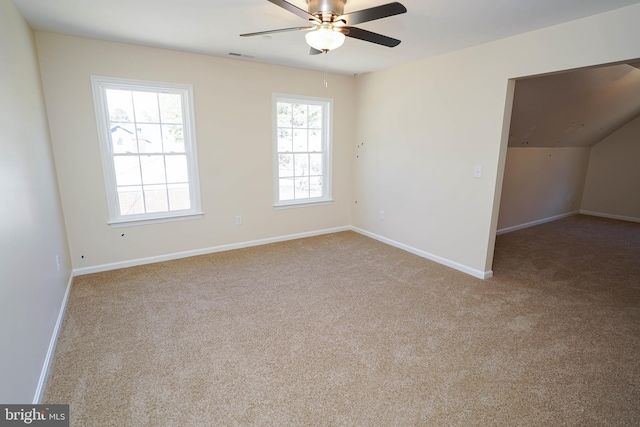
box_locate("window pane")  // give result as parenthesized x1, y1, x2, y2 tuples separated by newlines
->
(279, 154, 293, 178)
(137, 124, 163, 153)
(293, 129, 307, 152)
(310, 153, 322, 176)
(294, 177, 309, 199)
(133, 91, 159, 122)
(277, 103, 292, 127)
(279, 178, 294, 201)
(113, 156, 141, 186)
(168, 183, 191, 211)
(310, 176, 323, 198)
(165, 155, 188, 183)
(159, 93, 183, 124)
(140, 155, 166, 184)
(308, 105, 322, 128)
(106, 89, 134, 122)
(117, 186, 144, 215)
(277, 128, 292, 153)
(292, 104, 307, 128)
(95, 77, 201, 221)
(144, 184, 168, 213)
(309, 129, 322, 152)
(163, 125, 185, 153)
(294, 153, 309, 177)
(111, 124, 138, 154)
(273, 95, 330, 205)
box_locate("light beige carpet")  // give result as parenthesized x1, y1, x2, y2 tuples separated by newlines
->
(44, 215, 640, 426)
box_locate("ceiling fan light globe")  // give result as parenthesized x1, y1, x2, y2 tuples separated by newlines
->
(305, 29, 345, 51)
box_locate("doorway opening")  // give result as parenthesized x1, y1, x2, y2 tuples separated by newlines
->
(490, 59, 640, 274)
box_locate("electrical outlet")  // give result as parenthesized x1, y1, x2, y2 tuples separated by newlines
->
(474, 165, 483, 178)
(379, 210, 385, 221)
(235, 215, 242, 226)
(55, 255, 60, 271)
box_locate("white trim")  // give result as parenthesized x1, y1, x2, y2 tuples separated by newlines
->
(273, 199, 334, 209)
(74, 226, 351, 276)
(272, 93, 333, 206)
(109, 212, 203, 227)
(350, 227, 493, 280)
(73, 225, 494, 279)
(496, 211, 580, 235)
(91, 76, 202, 224)
(580, 210, 640, 223)
(33, 272, 73, 404)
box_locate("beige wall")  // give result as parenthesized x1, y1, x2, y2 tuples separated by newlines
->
(0, 1, 71, 403)
(497, 148, 590, 231)
(354, 3, 640, 276)
(581, 114, 640, 220)
(35, 33, 355, 271)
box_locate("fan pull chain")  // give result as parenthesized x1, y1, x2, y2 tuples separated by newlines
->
(324, 51, 329, 88)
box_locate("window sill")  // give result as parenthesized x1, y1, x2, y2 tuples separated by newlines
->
(108, 212, 204, 228)
(273, 199, 334, 210)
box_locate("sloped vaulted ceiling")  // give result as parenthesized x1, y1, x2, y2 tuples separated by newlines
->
(508, 62, 640, 148)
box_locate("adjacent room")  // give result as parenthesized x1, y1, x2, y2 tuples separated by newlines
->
(497, 62, 640, 236)
(2, 0, 640, 424)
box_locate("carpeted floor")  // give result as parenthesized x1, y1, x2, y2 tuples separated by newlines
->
(44, 215, 640, 426)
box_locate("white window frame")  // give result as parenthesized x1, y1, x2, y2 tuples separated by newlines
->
(272, 93, 333, 208)
(91, 76, 203, 227)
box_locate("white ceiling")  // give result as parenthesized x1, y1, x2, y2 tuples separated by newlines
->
(12, 0, 640, 76)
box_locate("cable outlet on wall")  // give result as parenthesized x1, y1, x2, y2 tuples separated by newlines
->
(379, 210, 385, 221)
(235, 215, 242, 226)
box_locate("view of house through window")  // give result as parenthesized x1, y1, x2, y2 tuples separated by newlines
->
(92, 77, 201, 225)
(274, 94, 332, 206)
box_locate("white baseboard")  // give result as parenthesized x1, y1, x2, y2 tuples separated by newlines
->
(33, 272, 73, 404)
(350, 227, 492, 280)
(73, 224, 492, 280)
(74, 226, 351, 276)
(496, 211, 580, 235)
(580, 210, 640, 223)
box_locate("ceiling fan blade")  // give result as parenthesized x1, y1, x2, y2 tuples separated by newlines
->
(240, 26, 315, 37)
(309, 47, 324, 55)
(342, 26, 401, 47)
(337, 2, 407, 26)
(267, 0, 320, 22)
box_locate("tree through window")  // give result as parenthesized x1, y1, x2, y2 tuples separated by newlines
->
(92, 76, 202, 226)
(273, 94, 333, 206)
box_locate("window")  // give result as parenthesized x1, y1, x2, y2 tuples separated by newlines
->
(91, 76, 202, 226)
(273, 94, 333, 207)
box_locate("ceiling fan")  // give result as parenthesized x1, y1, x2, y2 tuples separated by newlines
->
(240, 0, 407, 54)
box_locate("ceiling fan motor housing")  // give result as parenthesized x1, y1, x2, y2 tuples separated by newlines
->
(240, 0, 404, 49)
(306, 0, 346, 20)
